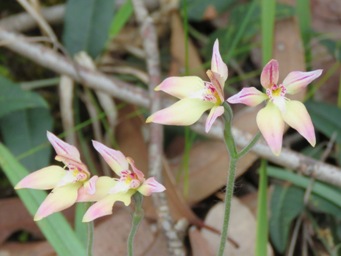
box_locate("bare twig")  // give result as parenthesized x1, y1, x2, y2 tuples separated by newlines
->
(16, 0, 58, 45)
(0, 4, 64, 32)
(132, 1, 186, 255)
(0, 28, 149, 108)
(1, 28, 341, 189)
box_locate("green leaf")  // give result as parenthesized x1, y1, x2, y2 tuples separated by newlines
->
(63, 0, 115, 58)
(0, 143, 86, 255)
(261, 0, 276, 64)
(181, 0, 235, 21)
(0, 108, 53, 171)
(204, 3, 294, 63)
(109, 0, 133, 38)
(269, 184, 304, 253)
(268, 166, 341, 209)
(319, 37, 341, 62)
(0, 76, 48, 118)
(306, 100, 341, 144)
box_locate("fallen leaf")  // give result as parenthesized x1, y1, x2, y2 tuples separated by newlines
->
(0, 241, 55, 256)
(201, 198, 273, 255)
(93, 206, 167, 256)
(170, 140, 256, 205)
(170, 12, 206, 78)
(0, 197, 42, 244)
(189, 226, 215, 256)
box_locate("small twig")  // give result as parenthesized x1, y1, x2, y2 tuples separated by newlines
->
(0, 4, 64, 32)
(132, 1, 186, 255)
(16, 0, 58, 47)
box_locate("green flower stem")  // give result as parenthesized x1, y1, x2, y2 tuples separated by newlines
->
(218, 103, 238, 255)
(218, 103, 260, 255)
(127, 193, 144, 256)
(87, 220, 94, 256)
(237, 132, 261, 159)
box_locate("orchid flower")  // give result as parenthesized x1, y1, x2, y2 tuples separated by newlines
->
(227, 59, 322, 155)
(15, 131, 112, 220)
(146, 39, 228, 132)
(82, 141, 165, 222)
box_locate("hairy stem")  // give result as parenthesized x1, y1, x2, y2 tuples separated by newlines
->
(127, 193, 144, 256)
(218, 102, 239, 255)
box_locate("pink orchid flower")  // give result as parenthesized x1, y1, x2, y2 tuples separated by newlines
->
(227, 59, 322, 155)
(146, 39, 228, 132)
(82, 141, 165, 222)
(15, 131, 113, 220)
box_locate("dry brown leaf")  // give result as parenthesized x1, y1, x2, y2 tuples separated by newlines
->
(189, 226, 215, 256)
(201, 198, 273, 256)
(93, 206, 167, 256)
(0, 198, 42, 244)
(0, 241, 55, 256)
(141, 231, 168, 256)
(169, 140, 256, 205)
(239, 191, 258, 216)
(170, 11, 206, 78)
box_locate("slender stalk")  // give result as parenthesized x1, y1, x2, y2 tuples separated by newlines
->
(87, 221, 94, 256)
(238, 132, 261, 159)
(218, 102, 239, 255)
(127, 193, 144, 256)
(218, 155, 238, 255)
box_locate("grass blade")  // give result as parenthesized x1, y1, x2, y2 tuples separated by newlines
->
(256, 159, 268, 256)
(261, 0, 276, 64)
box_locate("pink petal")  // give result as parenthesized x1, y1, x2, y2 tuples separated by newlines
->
(47, 131, 81, 162)
(261, 59, 279, 89)
(77, 176, 116, 202)
(15, 166, 65, 190)
(281, 100, 316, 146)
(82, 192, 133, 222)
(34, 182, 81, 221)
(283, 70, 323, 95)
(256, 103, 285, 156)
(210, 39, 228, 89)
(138, 177, 166, 196)
(205, 106, 224, 133)
(155, 76, 205, 99)
(227, 87, 267, 106)
(146, 98, 214, 126)
(92, 140, 129, 175)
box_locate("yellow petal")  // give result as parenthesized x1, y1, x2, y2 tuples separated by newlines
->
(257, 103, 284, 155)
(281, 101, 316, 146)
(15, 166, 65, 190)
(34, 182, 81, 221)
(82, 191, 133, 222)
(146, 98, 214, 126)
